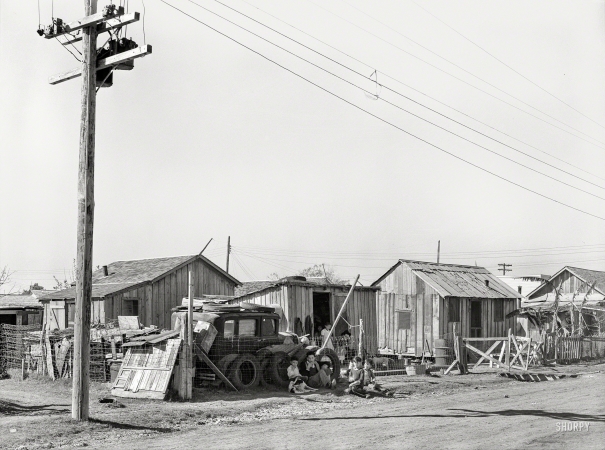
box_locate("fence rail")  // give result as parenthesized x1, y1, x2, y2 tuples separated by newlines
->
(544, 334, 605, 364)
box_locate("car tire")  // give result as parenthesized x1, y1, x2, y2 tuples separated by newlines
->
(315, 347, 341, 381)
(269, 351, 291, 387)
(228, 353, 261, 390)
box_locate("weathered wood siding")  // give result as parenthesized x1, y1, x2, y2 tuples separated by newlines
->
(104, 259, 236, 328)
(377, 264, 516, 356)
(231, 283, 378, 354)
(530, 270, 592, 298)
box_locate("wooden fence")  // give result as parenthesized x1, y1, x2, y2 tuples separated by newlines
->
(544, 334, 605, 364)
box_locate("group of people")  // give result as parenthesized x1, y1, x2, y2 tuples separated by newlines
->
(346, 356, 393, 398)
(287, 352, 392, 398)
(287, 352, 337, 393)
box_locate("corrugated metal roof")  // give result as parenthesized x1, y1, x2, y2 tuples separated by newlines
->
(234, 277, 378, 299)
(39, 254, 240, 301)
(40, 282, 142, 301)
(373, 259, 521, 299)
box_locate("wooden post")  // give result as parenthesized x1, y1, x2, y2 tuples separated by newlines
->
(225, 236, 231, 274)
(320, 275, 360, 350)
(72, 0, 98, 421)
(358, 319, 364, 358)
(506, 328, 511, 371)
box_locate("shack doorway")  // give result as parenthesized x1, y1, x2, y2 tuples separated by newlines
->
(312, 292, 331, 338)
(470, 301, 482, 338)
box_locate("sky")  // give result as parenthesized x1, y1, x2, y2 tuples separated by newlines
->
(1, 0, 604, 292)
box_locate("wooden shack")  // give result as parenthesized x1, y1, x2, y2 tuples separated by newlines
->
(229, 276, 379, 355)
(39, 254, 240, 330)
(372, 260, 521, 356)
(525, 266, 605, 336)
(0, 292, 45, 325)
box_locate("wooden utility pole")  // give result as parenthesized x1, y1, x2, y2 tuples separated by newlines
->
(72, 0, 98, 422)
(226, 236, 231, 273)
(40, 1, 152, 421)
(498, 263, 512, 275)
(437, 240, 440, 264)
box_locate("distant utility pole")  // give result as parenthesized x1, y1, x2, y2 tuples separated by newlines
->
(498, 263, 512, 275)
(437, 240, 440, 264)
(39, 1, 152, 421)
(226, 236, 231, 273)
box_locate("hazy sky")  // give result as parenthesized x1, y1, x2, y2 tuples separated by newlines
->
(1, 0, 604, 292)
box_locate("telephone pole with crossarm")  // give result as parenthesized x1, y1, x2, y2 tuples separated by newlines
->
(39, 1, 152, 421)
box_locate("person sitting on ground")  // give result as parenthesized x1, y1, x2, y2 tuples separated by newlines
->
(345, 356, 369, 398)
(363, 359, 393, 397)
(299, 353, 336, 389)
(321, 323, 334, 350)
(287, 356, 316, 394)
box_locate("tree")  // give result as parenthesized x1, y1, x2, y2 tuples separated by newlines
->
(298, 264, 348, 284)
(53, 259, 77, 290)
(0, 265, 15, 294)
(21, 282, 45, 295)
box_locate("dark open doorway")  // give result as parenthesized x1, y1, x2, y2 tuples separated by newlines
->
(470, 301, 482, 337)
(312, 292, 331, 337)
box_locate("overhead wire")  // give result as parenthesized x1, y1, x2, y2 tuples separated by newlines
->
(409, 0, 605, 132)
(306, 0, 605, 149)
(210, 0, 605, 193)
(340, 0, 605, 134)
(160, 0, 605, 221)
(170, 0, 605, 210)
(238, 0, 605, 182)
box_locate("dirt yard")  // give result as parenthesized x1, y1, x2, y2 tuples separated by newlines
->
(1, 363, 604, 450)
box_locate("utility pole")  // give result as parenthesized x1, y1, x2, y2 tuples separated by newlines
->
(437, 240, 440, 264)
(39, 2, 152, 421)
(226, 236, 231, 273)
(498, 263, 512, 275)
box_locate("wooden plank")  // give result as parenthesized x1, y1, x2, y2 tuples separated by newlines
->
(49, 45, 152, 84)
(465, 342, 508, 369)
(473, 340, 501, 368)
(196, 348, 238, 391)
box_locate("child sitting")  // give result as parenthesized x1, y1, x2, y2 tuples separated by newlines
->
(345, 356, 369, 398)
(363, 359, 393, 397)
(287, 356, 316, 394)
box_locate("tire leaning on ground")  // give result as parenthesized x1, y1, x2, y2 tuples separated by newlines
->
(269, 351, 291, 388)
(228, 353, 261, 390)
(315, 347, 341, 382)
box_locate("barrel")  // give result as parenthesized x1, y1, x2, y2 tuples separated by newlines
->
(434, 339, 450, 366)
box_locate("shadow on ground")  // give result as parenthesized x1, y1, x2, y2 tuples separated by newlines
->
(0, 400, 69, 415)
(300, 409, 605, 423)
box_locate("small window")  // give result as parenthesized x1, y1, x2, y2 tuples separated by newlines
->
(123, 299, 139, 317)
(261, 317, 277, 336)
(224, 319, 235, 337)
(238, 319, 257, 337)
(494, 301, 504, 322)
(448, 298, 460, 322)
(397, 310, 411, 330)
(66, 303, 75, 327)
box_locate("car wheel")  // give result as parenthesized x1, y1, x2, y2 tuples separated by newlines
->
(228, 353, 261, 390)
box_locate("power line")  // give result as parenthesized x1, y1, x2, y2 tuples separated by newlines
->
(409, 0, 605, 132)
(208, 0, 605, 194)
(234, 242, 605, 257)
(160, 1, 605, 222)
(306, 0, 605, 149)
(239, 0, 605, 182)
(341, 0, 605, 134)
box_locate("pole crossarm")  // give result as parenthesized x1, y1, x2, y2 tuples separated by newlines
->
(44, 10, 124, 39)
(49, 45, 152, 84)
(62, 12, 141, 45)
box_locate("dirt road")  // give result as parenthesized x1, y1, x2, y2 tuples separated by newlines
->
(1, 368, 603, 450)
(117, 373, 605, 450)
